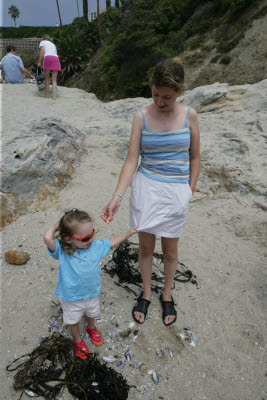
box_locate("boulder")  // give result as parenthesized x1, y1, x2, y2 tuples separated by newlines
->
(179, 82, 229, 111)
(1, 118, 86, 226)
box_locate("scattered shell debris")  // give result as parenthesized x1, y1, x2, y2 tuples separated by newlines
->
(177, 327, 197, 347)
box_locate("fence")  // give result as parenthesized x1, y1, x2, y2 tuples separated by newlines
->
(0, 38, 42, 53)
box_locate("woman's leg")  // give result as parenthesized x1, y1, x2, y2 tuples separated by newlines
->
(161, 237, 179, 325)
(44, 70, 50, 97)
(51, 70, 58, 100)
(133, 232, 155, 323)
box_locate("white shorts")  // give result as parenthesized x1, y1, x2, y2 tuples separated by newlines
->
(61, 296, 100, 325)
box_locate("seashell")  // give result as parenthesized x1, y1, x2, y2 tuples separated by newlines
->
(165, 347, 173, 357)
(25, 390, 37, 397)
(177, 331, 187, 341)
(124, 351, 133, 361)
(187, 330, 197, 341)
(101, 355, 117, 363)
(116, 358, 126, 369)
(186, 339, 195, 347)
(156, 348, 164, 358)
(152, 370, 159, 384)
(147, 368, 155, 375)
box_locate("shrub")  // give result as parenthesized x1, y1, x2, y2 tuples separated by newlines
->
(189, 37, 203, 50)
(20, 50, 38, 68)
(220, 54, 231, 64)
(0, 26, 58, 39)
(55, 32, 93, 80)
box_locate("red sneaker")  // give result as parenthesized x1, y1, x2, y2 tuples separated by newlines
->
(86, 326, 103, 346)
(73, 339, 89, 359)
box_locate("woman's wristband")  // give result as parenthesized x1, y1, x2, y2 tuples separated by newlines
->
(113, 192, 124, 199)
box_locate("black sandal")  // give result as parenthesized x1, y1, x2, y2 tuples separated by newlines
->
(159, 294, 177, 326)
(132, 292, 151, 324)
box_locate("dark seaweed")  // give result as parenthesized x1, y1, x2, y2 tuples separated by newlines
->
(103, 241, 198, 296)
(6, 333, 130, 400)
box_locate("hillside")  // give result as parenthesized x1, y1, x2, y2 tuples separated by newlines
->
(65, 0, 267, 100)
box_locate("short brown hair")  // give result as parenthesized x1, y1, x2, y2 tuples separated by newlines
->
(150, 57, 185, 95)
(57, 209, 92, 254)
(42, 34, 52, 41)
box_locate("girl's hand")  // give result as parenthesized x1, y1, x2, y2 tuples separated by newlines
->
(128, 226, 138, 237)
(37, 62, 41, 68)
(101, 196, 122, 223)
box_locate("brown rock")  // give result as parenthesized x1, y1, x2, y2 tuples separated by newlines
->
(5, 250, 30, 265)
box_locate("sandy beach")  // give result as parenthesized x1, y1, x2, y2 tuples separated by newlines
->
(0, 82, 266, 400)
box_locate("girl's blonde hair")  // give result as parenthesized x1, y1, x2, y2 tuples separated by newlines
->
(42, 34, 52, 41)
(150, 57, 185, 95)
(57, 209, 92, 254)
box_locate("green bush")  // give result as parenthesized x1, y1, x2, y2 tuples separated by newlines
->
(189, 37, 203, 50)
(166, 30, 187, 53)
(55, 32, 93, 80)
(0, 26, 58, 38)
(20, 50, 37, 68)
(220, 54, 231, 64)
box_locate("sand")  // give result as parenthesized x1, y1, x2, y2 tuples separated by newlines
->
(0, 82, 266, 400)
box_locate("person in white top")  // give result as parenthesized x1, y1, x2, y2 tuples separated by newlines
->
(38, 34, 61, 100)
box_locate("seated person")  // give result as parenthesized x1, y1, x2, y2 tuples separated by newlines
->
(0, 45, 33, 84)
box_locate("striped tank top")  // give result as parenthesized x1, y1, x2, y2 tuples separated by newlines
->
(138, 107, 191, 183)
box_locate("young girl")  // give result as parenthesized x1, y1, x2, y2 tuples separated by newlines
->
(44, 208, 137, 359)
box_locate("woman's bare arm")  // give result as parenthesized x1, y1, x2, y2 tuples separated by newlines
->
(188, 107, 200, 194)
(101, 111, 143, 222)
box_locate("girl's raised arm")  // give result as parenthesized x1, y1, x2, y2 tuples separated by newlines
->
(101, 111, 143, 223)
(43, 221, 59, 251)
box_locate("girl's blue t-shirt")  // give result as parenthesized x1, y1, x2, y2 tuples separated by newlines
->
(48, 238, 111, 301)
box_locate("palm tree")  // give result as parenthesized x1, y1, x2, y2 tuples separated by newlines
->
(106, 0, 111, 8)
(115, 0, 120, 8)
(76, 0, 80, 17)
(8, 5, 20, 27)
(83, 0, 88, 21)
(56, 0, 63, 28)
(97, 0, 103, 41)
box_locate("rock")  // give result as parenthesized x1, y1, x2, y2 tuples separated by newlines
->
(5, 250, 30, 265)
(179, 82, 229, 111)
(1, 118, 86, 227)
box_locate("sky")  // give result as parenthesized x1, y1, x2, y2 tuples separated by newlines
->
(0, 0, 115, 27)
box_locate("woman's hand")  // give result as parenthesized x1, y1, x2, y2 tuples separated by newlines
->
(37, 62, 41, 68)
(101, 196, 122, 223)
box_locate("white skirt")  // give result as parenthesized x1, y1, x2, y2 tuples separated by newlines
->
(129, 171, 192, 238)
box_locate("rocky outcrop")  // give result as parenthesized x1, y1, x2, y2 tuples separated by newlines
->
(183, 2, 267, 90)
(1, 118, 86, 227)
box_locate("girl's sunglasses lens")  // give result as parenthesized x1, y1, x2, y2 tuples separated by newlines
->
(81, 237, 91, 242)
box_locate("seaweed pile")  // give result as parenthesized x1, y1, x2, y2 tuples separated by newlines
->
(104, 241, 197, 295)
(6, 333, 130, 400)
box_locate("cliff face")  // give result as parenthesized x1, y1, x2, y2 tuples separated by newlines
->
(66, 1, 267, 99)
(182, 2, 267, 90)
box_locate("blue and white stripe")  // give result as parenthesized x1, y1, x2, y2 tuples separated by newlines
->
(138, 108, 191, 183)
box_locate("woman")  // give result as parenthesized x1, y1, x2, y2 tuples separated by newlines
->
(101, 58, 200, 326)
(38, 34, 61, 100)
